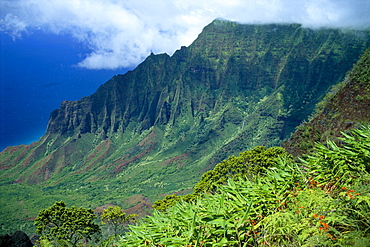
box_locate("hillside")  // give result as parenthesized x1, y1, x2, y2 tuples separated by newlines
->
(0, 19, 369, 234)
(282, 47, 370, 156)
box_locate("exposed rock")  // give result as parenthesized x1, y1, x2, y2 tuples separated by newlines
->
(0, 231, 32, 247)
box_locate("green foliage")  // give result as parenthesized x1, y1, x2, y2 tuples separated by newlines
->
(350, 47, 370, 85)
(153, 146, 292, 211)
(101, 206, 137, 236)
(303, 125, 370, 187)
(194, 146, 292, 194)
(121, 156, 303, 246)
(283, 47, 370, 157)
(34, 201, 101, 246)
(120, 126, 370, 246)
(152, 194, 197, 212)
(152, 195, 179, 212)
(98, 235, 121, 247)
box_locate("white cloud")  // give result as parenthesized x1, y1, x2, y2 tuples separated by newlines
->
(1, 14, 29, 39)
(1, 0, 369, 69)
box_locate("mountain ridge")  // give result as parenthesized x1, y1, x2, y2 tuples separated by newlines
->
(282, 47, 370, 156)
(2, 19, 369, 183)
(0, 19, 369, 234)
(2, 19, 369, 185)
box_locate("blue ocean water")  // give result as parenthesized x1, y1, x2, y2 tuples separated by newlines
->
(0, 30, 129, 151)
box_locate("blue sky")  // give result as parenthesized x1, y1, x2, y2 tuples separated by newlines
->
(0, 0, 369, 150)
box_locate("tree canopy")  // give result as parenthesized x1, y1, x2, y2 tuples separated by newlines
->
(34, 201, 100, 246)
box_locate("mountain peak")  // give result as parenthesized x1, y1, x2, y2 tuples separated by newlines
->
(1, 20, 369, 234)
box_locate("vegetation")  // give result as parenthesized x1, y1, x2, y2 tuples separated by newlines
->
(193, 146, 291, 194)
(101, 206, 137, 237)
(0, 20, 369, 237)
(31, 125, 370, 246)
(32, 203, 139, 246)
(34, 201, 100, 246)
(120, 126, 370, 246)
(153, 146, 291, 211)
(283, 47, 370, 156)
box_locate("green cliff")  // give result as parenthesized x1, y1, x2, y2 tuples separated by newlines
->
(283, 47, 370, 156)
(0, 19, 369, 234)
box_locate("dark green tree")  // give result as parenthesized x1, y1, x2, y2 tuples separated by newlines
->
(34, 201, 101, 246)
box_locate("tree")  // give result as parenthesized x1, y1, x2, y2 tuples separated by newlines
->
(34, 201, 101, 246)
(101, 206, 137, 237)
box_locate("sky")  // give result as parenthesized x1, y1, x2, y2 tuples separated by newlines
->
(0, 0, 370, 150)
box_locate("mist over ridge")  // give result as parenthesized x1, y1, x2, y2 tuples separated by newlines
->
(1, 0, 369, 70)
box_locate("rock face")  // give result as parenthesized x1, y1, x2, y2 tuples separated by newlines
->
(47, 23, 368, 142)
(282, 47, 370, 156)
(0, 20, 369, 233)
(0, 231, 33, 247)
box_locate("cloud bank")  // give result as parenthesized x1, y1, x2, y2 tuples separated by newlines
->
(1, 0, 369, 69)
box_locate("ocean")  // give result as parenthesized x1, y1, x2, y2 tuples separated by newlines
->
(0, 30, 128, 151)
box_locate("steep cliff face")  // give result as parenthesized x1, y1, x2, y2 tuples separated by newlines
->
(0, 20, 369, 229)
(46, 54, 172, 136)
(45, 22, 369, 144)
(283, 47, 370, 156)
